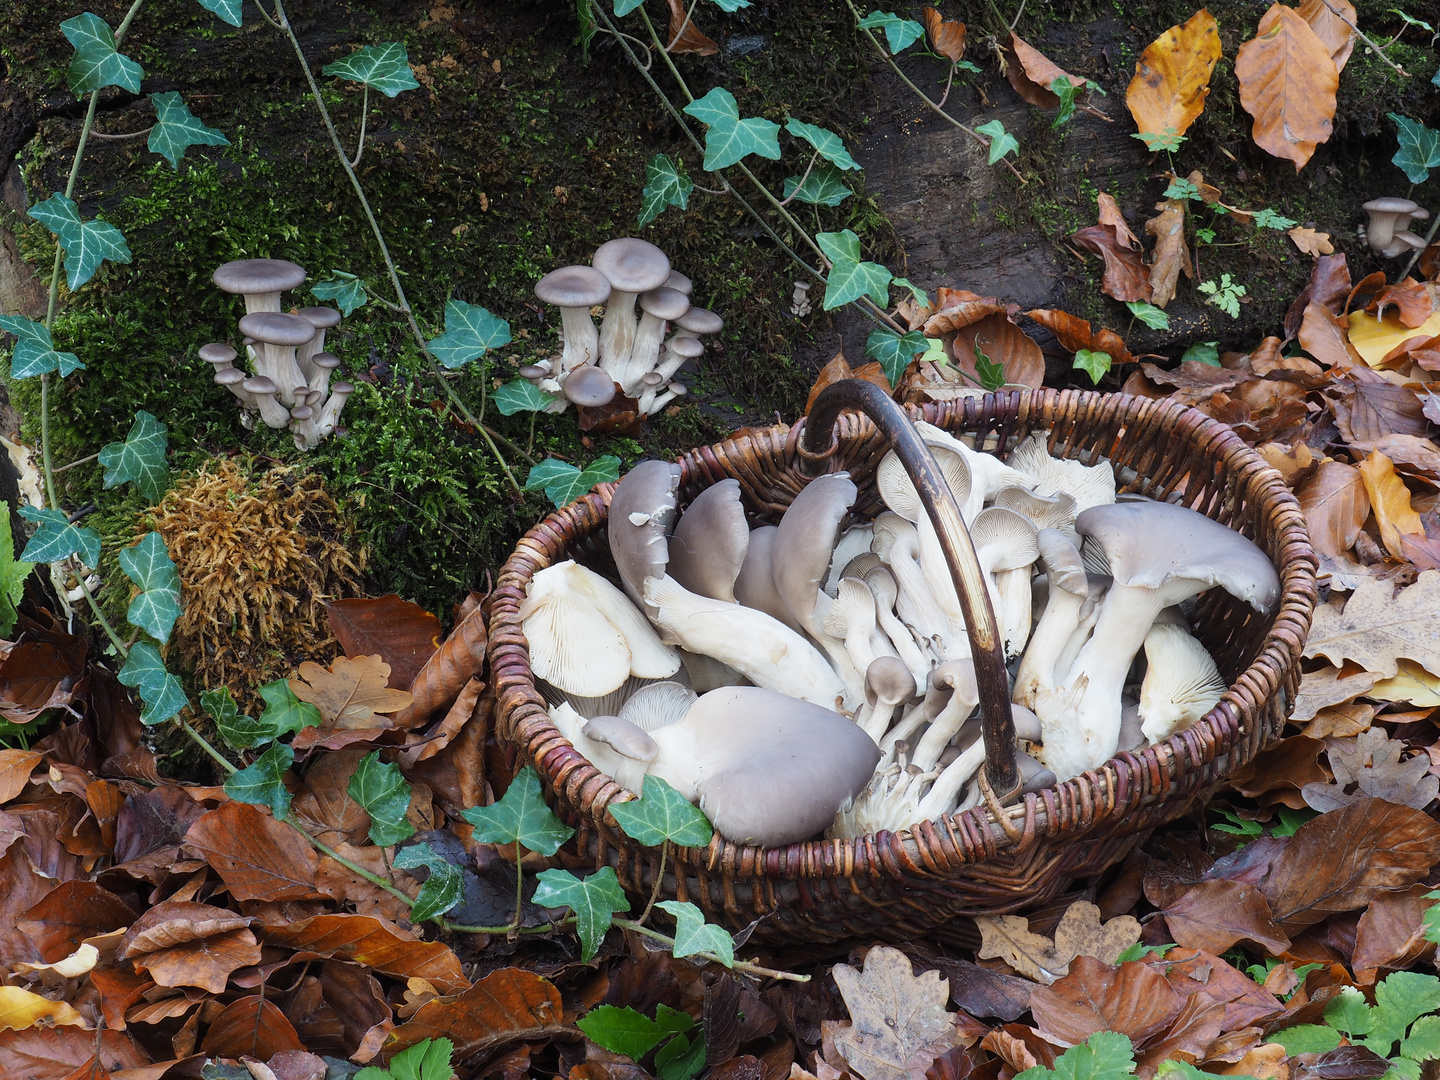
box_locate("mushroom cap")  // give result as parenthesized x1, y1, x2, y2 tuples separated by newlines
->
(582, 715, 661, 763)
(666, 383, 688, 397)
(242, 376, 278, 395)
(592, 238, 671, 295)
(823, 576, 880, 639)
(675, 307, 723, 335)
(1011, 702, 1041, 742)
(330, 381, 355, 396)
(563, 365, 618, 407)
(865, 655, 915, 707)
(214, 367, 246, 386)
(535, 264, 613, 308)
(304, 389, 323, 407)
(841, 551, 885, 581)
(1396, 231, 1428, 249)
(994, 485, 1078, 533)
(1363, 197, 1420, 215)
(642, 371, 666, 387)
(1016, 749, 1056, 795)
(970, 507, 1040, 571)
(290, 405, 314, 420)
(639, 286, 691, 321)
(668, 479, 750, 602)
(313, 352, 342, 370)
(199, 342, 238, 365)
(1036, 528, 1088, 596)
(296, 306, 342, 329)
(1075, 501, 1280, 613)
(875, 446, 970, 524)
(731, 524, 804, 632)
(608, 459, 682, 612)
(664, 336, 705, 358)
(238, 312, 317, 347)
(212, 258, 306, 296)
(773, 473, 858, 632)
(665, 270, 693, 295)
(618, 680, 697, 732)
(519, 364, 548, 380)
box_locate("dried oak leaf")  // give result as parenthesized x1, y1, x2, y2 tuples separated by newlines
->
(1303, 570, 1440, 679)
(1145, 198, 1191, 308)
(325, 595, 441, 690)
(1293, 667, 1381, 724)
(976, 901, 1140, 985)
(830, 946, 971, 1080)
(383, 965, 566, 1062)
(921, 8, 966, 62)
(1289, 227, 1335, 257)
(1235, 4, 1338, 171)
(1301, 728, 1439, 812)
(1126, 9, 1221, 144)
(1070, 225, 1153, 303)
(290, 654, 415, 728)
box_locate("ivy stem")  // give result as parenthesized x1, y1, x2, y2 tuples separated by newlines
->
(52, 451, 99, 473)
(349, 84, 369, 169)
(179, 720, 236, 772)
(637, 841, 667, 926)
(513, 839, 525, 927)
(610, 918, 809, 982)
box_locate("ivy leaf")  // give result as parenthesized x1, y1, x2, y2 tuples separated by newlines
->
(256, 679, 323, 740)
(609, 774, 714, 848)
(1390, 113, 1440, 184)
(1126, 301, 1170, 330)
(784, 118, 860, 170)
(393, 842, 464, 922)
(614, 0, 645, 14)
(975, 119, 1019, 164)
(531, 867, 629, 961)
(225, 742, 295, 819)
(147, 92, 229, 168)
(681, 88, 781, 170)
(708, 0, 751, 10)
(1049, 77, 1081, 127)
(865, 327, 928, 385)
(201, 687, 269, 751)
(426, 299, 511, 369)
(117, 641, 188, 725)
(578, 1004, 693, 1059)
(973, 342, 1005, 391)
(1252, 208, 1298, 230)
(816, 229, 892, 310)
(890, 276, 930, 305)
(656, 900, 734, 967)
(98, 410, 169, 502)
(195, 0, 243, 26)
(323, 42, 421, 98)
(1017, 1031, 1135, 1080)
(311, 272, 368, 316)
(28, 193, 132, 290)
(523, 455, 621, 508)
(349, 750, 417, 847)
(639, 153, 694, 227)
(782, 162, 854, 207)
(0, 508, 33, 638)
(18, 506, 100, 566)
(655, 1031, 707, 1080)
(1073, 349, 1112, 384)
(857, 11, 925, 53)
(919, 337, 948, 365)
(461, 764, 574, 856)
(0, 315, 83, 378)
(118, 532, 181, 643)
(492, 379, 557, 416)
(1181, 340, 1220, 366)
(61, 12, 143, 95)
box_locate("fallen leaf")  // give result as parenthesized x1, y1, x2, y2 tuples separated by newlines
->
(1370, 279, 1436, 329)
(1071, 225, 1153, 302)
(263, 913, 469, 994)
(324, 596, 441, 690)
(1293, 667, 1380, 723)
(1025, 309, 1134, 366)
(1235, 3, 1338, 170)
(1005, 33, 1086, 109)
(1345, 308, 1440, 367)
(665, 0, 719, 54)
(1303, 570, 1440, 679)
(921, 8, 966, 62)
(1134, 993, 1229, 1077)
(0, 642, 81, 723)
(976, 902, 1140, 985)
(184, 801, 323, 902)
(1029, 956, 1181, 1049)
(1145, 198, 1191, 307)
(17, 881, 135, 963)
(944, 313, 1045, 390)
(1097, 193, 1141, 250)
(88, 967, 150, 1031)
(319, 959, 394, 1060)
(1295, 0, 1357, 72)
(389, 599, 487, 730)
(289, 655, 414, 728)
(1126, 9, 1222, 145)
(1296, 460, 1370, 560)
(116, 901, 260, 994)
(830, 946, 970, 1080)
(384, 965, 566, 1061)
(1358, 451, 1423, 558)
(1289, 227, 1334, 256)
(0, 986, 88, 1031)
(1350, 884, 1436, 984)
(1298, 302, 1356, 369)
(923, 294, 1013, 336)
(980, 1029, 1036, 1073)
(0, 1028, 148, 1080)
(1145, 877, 1292, 955)
(200, 995, 304, 1059)
(113, 785, 206, 865)
(1332, 368, 1433, 444)
(1368, 659, 1440, 706)
(1300, 727, 1440, 811)
(1160, 948, 1285, 1031)
(0, 750, 40, 803)
(808, 352, 860, 415)
(1226, 735, 1330, 807)
(1301, 702, 1374, 740)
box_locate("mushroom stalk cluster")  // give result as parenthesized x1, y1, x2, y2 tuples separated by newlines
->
(528, 239, 722, 415)
(206, 259, 353, 449)
(520, 420, 1275, 850)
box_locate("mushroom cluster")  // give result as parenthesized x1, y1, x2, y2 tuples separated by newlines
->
(203, 259, 354, 449)
(1361, 198, 1431, 258)
(525, 239, 723, 415)
(521, 420, 1277, 849)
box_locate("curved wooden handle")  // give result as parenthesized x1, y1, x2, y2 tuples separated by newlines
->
(800, 379, 1019, 801)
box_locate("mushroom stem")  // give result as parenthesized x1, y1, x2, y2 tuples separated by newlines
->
(620, 309, 671, 395)
(914, 735, 987, 821)
(559, 306, 602, 375)
(910, 662, 979, 769)
(317, 382, 354, 437)
(1013, 537, 1089, 709)
(598, 290, 641, 377)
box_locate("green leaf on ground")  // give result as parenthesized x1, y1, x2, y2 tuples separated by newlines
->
(655, 1032, 707, 1080)
(609, 774, 714, 848)
(1390, 113, 1440, 184)
(639, 153, 694, 227)
(148, 92, 229, 168)
(614, 0, 645, 14)
(462, 764, 575, 855)
(118, 642, 188, 725)
(311, 272, 368, 316)
(1271, 1025, 1343, 1056)
(225, 741, 295, 819)
(975, 119, 1019, 164)
(323, 42, 421, 97)
(1132, 127, 1186, 152)
(578, 1004, 693, 1059)
(18, 505, 100, 566)
(1050, 77, 1082, 127)
(1015, 1031, 1135, 1080)
(426, 299, 511, 369)
(857, 11, 925, 53)
(1163, 177, 1201, 201)
(393, 842, 464, 922)
(866, 327, 928, 385)
(118, 532, 181, 643)
(656, 900, 734, 967)
(974, 343, 1005, 391)
(1126, 301, 1170, 330)
(195, 0, 242, 26)
(523, 455, 621, 508)
(682, 88, 781, 171)
(349, 750, 417, 847)
(61, 12, 143, 95)
(531, 867, 629, 961)
(99, 410, 169, 502)
(784, 118, 860, 170)
(1364, 972, 1440, 1057)
(817, 229, 892, 309)
(782, 162, 854, 207)
(1325, 986, 1375, 1038)
(1402, 1015, 1440, 1064)
(0, 315, 83, 379)
(202, 687, 268, 751)
(1252, 208, 1298, 230)
(256, 679, 323, 739)
(492, 379, 557, 416)
(355, 1037, 456, 1080)
(1181, 340, 1220, 366)
(0, 508, 33, 638)
(1073, 349, 1111, 384)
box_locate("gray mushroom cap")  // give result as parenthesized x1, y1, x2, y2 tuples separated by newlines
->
(665, 336, 705, 358)
(241, 375, 277, 395)
(674, 307, 723, 335)
(212, 258, 306, 298)
(665, 270, 693, 295)
(865, 655, 914, 707)
(296, 306, 341, 330)
(1075, 501, 1280, 613)
(668, 479, 750, 602)
(639, 286, 691, 321)
(608, 459, 682, 615)
(563, 365, 617, 407)
(312, 352, 342, 372)
(199, 342, 237, 366)
(214, 367, 247, 387)
(592, 238, 671, 294)
(238, 312, 316, 346)
(773, 473, 858, 634)
(583, 715, 661, 763)
(535, 265, 612, 308)
(1016, 749, 1056, 795)
(641, 371, 666, 387)
(732, 525, 806, 634)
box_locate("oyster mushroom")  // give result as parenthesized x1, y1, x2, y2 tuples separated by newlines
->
(1138, 622, 1226, 745)
(535, 265, 612, 375)
(562, 364, 618, 409)
(1007, 431, 1116, 514)
(1362, 197, 1431, 258)
(237, 312, 314, 408)
(732, 525, 806, 635)
(618, 285, 690, 395)
(608, 459, 682, 618)
(212, 258, 307, 314)
(295, 306, 341, 379)
(668, 479, 749, 602)
(592, 238, 671, 374)
(1012, 529, 1089, 709)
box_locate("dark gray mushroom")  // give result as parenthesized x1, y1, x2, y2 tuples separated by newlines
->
(212, 259, 307, 314)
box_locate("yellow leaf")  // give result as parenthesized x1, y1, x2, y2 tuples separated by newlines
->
(0, 986, 89, 1031)
(1235, 4, 1338, 171)
(1368, 660, 1440, 707)
(1126, 9, 1222, 142)
(1347, 308, 1440, 367)
(1288, 226, 1334, 255)
(1358, 451, 1423, 559)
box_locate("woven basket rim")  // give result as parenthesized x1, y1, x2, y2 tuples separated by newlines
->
(489, 388, 1318, 881)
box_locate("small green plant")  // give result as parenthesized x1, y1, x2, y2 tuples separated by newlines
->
(1073, 349, 1112, 384)
(1198, 274, 1245, 318)
(355, 1037, 456, 1080)
(1269, 974, 1440, 1076)
(580, 1003, 706, 1080)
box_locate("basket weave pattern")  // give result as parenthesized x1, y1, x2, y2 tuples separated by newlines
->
(489, 390, 1318, 945)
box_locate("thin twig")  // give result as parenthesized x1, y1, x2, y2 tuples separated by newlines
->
(1317, 0, 1407, 75)
(53, 451, 99, 473)
(638, 842, 667, 926)
(1009, 0, 1027, 32)
(778, 151, 820, 207)
(612, 919, 810, 982)
(89, 126, 154, 141)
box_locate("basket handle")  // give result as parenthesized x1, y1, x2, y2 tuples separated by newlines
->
(800, 379, 1020, 801)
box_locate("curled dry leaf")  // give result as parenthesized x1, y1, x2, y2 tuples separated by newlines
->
(1357, 451, 1423, 559)
(1296, 0, 1357, 72)
(1370, 279, 1437, 330)
(264, 913, 469, 994)
(1235, 4, 1338, 171)
(1304, 570, 1440, 679)
(389, 599, 487, 730)
(116, 900, 260, 995)
(1005, 33, 1086, 109)
(384, 965, 566, 1062)
(1025, 309, 1134, 366)
(1350, 884, 1437, 984)
(976, 901, 1140, 985)
(944, 313, 1045, 390)
(0, 986, 88, 1031)
(289, 654, 415, 729)
(1097, 193, 1141, 250)
(1126, 9, 1222, 144)
(921, 8, 966, 62)
(1070, 225, 1153, 303)
(1029, 955, 1182, 1051)
(1145, 198, 1191, 308)
(830, 946, 972, 1080)
(665, 0, 719, 56)
(1300, 727, 1440, 811)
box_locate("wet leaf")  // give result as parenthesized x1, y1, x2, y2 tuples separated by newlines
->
(1070, 225, 1153, 303)
(532, 867, 628, 962)
(17, 880, 134, 962)
(185, 800, 323, 901)
(323, 41, 420, 97)
(1301, 728, 1439, 812)
(384, 965, 566, 1061)
(392, 842, 463, 922)
(831, 946, 967, 1080)
(1359, 451, 1423, 559)
(290, 654, 415, 728)
(1005, 32, 1086, 109)
(325, 596, 442, 690)
(1235, 4, 1338, 170)
(223, 741, 294, 820)
(1126, 10, 1222, 146)
(1304, 570, 1440, 679)
(976, 902, 1141, 985)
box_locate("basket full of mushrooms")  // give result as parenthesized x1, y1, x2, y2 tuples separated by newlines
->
(488, 383, 1317, 945)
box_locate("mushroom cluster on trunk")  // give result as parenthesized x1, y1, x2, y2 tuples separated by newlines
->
(206, 259, 354, 449)
(526, 239, 722, 416)
(520, 418, 1276, 849)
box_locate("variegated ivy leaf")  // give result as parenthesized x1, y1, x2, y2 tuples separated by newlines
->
(28, 193, 132, 290)
(118, 641, 188, 725)
(323, 42, 421, 98)
(393, 842, 464, 922)
(0, 315, 83, 379)
(681, 87, 781, 171)
(782, 162, 853, 207)
(426, 299, 511, 369)
(639, 153, 694, 227)
(311, 272, 368, 316)
(148, 92, 229, 169)
(975, 119, 1019, 164)
(865, 327, 928, 385)
(816, 229, 892, 310)
(17, 506, 101, 566)
(656, 900, 734, 967)
(531, 868, 629, 962)
(61, 12, 143, 96)
(492, 379, 556, 416)
(225, 742, 295, 819)
(98, 410, 169, 502)
(118, 532, 181, 643)
(784, 118, 860, 170)
(195, 0, 243, 26)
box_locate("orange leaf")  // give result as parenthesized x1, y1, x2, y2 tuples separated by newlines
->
(0, 750, 39, 804)
(1296, 0, 1357, 72)
(1297, 301, 1357, 369)
(805, 352, 856, 415)
(945, 313, 1045, 390)
(263, 913, 469, 994)
(1235, 4, 1338, 171)
(384, 966, 566, 1062)
(1097, 193, 1141, 250)
(1288, 226, 1335, 256)
(1296, 460, 1370, 560)
(1126, 9, 1222, 143)
(1005, 33, 1085, 109)
(199, 995, 304, 1059)
(325, 595, 442, 690)
(116, 901, 259, 995)
(184, 801, 323, 902)
(1359, 451, 1423, 559)
(665, 0, 719, 55)
(1371, 278, 1437, 329)
(1025, 309, 1134, 366)
(389, 600, 487, 731)
(921, 7, 966, 62)
(1070, 225, 1153, 302)
(289, 654, 415, 729)
(17, 881, 134, 963)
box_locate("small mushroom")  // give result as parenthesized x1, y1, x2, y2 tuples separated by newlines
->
(912, 421, 1034, 521)
(199, 342, 238, 373)
(618, 680, 697, 732)
(519, 363, 549, 382)
(289, 403, 317, 450)
(214, 366, 256, 408)
(732, 525, 806, 634)
(212, 258, 307, 314)
(859, 563, 932, 691)
(825, 524, 877, 596)
(615, 286, 690, 395)
(993, 485, 1078, 540)
(969, 507, 1040, 659)
(1013, 529, 1089, 709)
(295, 306, 341, 379)
(664, 270, 693, 295)
(855, 655, 917, 742)
(646, 382, 688, 414)
(607, 459, 681, 618)
(669, 306, 723, 342)
(309, 352, 342, 398)
(1138, 622, 1225, 745)
(535, 265, 613, 374)
(317, 381, 354, 437)
(592, 238, 671, 373)
(1362, 197, 1431, 258)
(910, 655, 980, 770)
(668, 479, 749, 602)
(823, 577, 901, 681)
(242, 375, 291, 429)
(870, 512, 957, 661)
(237, 312, 314, 407)
(654, 334, 704, 384)
(882, 658, 975, 753)
(562, 364, 618, 408)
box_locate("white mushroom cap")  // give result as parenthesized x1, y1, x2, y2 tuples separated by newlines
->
(212, 258, 306, 313)
(668, 479, 750, 602)
(823, 577, 898, 689)
(664, 335, 704, 358)
(535, 265, 613, 309)
(608, 459, 682, 616)
(1138, 622, 1225, 745)
(642, 371, 666, 387)
(563, 365, 618, 408)
(592, 238, 672, 295)
(825, 524, 877, 596)
(664, 270, 693, 295)
(673, 307, 723, 336)
(617, 680, 697, 732)
(856, 654, 918, 742)
(199, 342, 238, 368)
(639, 286, 691, 322)
(1007, 431, 1116, 514)
(912, 421, 1033, 521)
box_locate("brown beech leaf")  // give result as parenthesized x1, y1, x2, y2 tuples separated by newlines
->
(922, 8, 966, 62)
(400, 677, 485, 767)
(1296, 460, 1370, 560)
(1298, 301, 1356, 369)
(290, 655, 414, 728)
(1025, 309, 1134, 366)
(1358, 451, 1423, 558)
(1304, 570, 1440, 679)
(200, 995, 304, 1059)
(980, 1029, 1037, 1073)
(1145, 199, 1191, 308)
(830, 946, 970, 1080)
(264, 913, 468, 994)
(1006, 33, 1086, 109)
(945, 313, 1045, 390)
(1354, 433, 1440, 480)
(88, 966, 151, 1031)
(923, 295, 1012, 337)
(1350, 884, 1437, 984)
(1262, 798, 1440, 930)
(1371, 279, 1438, 329)
(1301, 728, 1440, 812)
(0, 749, 40, 804)
(325, 595, 441, 690)
(1289, 227, 1335, 257)
(1126, 9, 1222, 146)
(384, 965, 566, 1061)
(18, 881, 135, 963)
(807, 352, 859, 415)
(0, 1029, 148, 1080)
(665, 0, 719, 55)
(1235, 4, 1338, 170)
(0, 642, 81, 722)
(1226, 735, 1330, 806)
(1070, 225, 1153, 302)
(389, 599, 487, 731)
(976, 902, 1140, 985)
(1029, 956, 1181, 1048)
(1333, 369, 1433, 445)
(1160, 948, 1284, 1031)
(319, 959, 394, 1059)
(1134, 993, 1228, 1077)
(184, 801, 323, 902)
(1096, 193, 1141, 250)
(116, 901, 259, 994)
(1145, 877, 1291, 955)
(1296, 0, 1357, 72)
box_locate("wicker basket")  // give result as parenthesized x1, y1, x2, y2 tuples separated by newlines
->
(489, 386, 1317, 946)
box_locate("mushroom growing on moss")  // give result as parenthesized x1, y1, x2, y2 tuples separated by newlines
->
(237, 312, 315, 408)
(212, 258, 307, 314)
(534, 265, 612, 375)
(592, 238, 671, 374)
